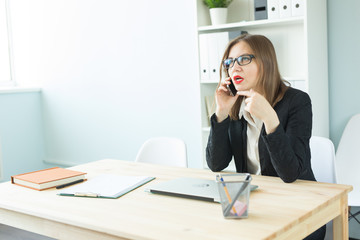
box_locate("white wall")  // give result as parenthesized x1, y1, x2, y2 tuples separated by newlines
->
(10, 0, 203, 168)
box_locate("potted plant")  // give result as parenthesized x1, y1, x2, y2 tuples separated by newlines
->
(203, 0, 234, 25)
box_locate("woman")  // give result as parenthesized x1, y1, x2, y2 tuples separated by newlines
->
(206, 34, 325, 239)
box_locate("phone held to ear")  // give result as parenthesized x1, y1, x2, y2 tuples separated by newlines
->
(227, 79, 237, 96)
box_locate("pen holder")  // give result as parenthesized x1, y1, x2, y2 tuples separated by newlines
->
(216, 173, 252, 219)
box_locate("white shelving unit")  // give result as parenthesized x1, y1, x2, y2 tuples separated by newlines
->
(196, 0, 329, 169)
(198, 16, 304, 32)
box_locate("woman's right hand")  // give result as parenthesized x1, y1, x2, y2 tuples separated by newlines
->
(215, 77, 239, 122)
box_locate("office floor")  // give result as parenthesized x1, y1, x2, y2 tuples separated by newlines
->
(323, 221, 360, 240)
(349, 207, 360, 239)
(0, 224, 55, 240)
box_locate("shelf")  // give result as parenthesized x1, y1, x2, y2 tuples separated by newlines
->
(282, 76, 306, 81)
(202, 127, 211, 132)
(197, 0, 329, 168)
(200, 77, 305, 84)
(198, 16, 304, 33)
(200, 81, 218, 84)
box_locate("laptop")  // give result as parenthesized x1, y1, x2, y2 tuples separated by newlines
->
(146, 177, 258, 203)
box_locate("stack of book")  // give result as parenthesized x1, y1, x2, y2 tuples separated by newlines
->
(11, 167, 87, 191)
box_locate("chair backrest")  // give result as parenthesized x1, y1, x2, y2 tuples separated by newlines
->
(310, 136, 336, 183)
(335, 114, 360, 207)
(135, 137, 187, 167)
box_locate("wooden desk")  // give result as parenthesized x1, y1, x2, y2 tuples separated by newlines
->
(0, 159, 352, 240)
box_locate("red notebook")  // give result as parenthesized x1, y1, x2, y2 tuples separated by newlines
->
(11, 167, 86, 191)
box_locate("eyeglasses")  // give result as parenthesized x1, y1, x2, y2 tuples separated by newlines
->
(222, 54, 255, 69)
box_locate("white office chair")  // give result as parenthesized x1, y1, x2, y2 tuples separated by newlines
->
(310, 136, 336, 183)
(135, 137, 188, 167)
(335, 114, 360, 225)
(309, 136, 336, 240)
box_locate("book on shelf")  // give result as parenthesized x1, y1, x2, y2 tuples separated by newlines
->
(205, 95, 215, 126)
(58, 174, 155, 199)
(11, 167, 87, 191)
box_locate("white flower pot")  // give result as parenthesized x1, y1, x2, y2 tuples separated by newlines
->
(209, 8, 228, 25)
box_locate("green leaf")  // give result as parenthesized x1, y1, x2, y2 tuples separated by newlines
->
(203, 0, 233, 9)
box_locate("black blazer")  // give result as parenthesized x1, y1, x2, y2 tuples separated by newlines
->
(206, 87, 316, 183)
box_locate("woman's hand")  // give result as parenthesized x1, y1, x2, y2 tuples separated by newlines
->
(215, 77, 239, 122)
(237, 89, 280, 134)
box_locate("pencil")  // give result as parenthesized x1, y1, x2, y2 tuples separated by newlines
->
(219, 174, 238, 216)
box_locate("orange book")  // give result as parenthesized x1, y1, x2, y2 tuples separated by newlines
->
(11, 167, 86, 191)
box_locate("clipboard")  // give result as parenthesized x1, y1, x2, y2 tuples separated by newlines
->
(58, 174, 155, 199)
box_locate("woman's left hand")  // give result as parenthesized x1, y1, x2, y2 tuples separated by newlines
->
(237, 89, 280, 134)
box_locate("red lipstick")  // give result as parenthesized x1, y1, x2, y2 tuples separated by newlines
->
(233, 75, 244, 84)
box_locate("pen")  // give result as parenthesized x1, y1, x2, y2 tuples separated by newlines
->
(219, 174, 238, 216)
(74, 192, 99, 197)
(56, 179, 85, 189)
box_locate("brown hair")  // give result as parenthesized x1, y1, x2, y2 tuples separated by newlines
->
(218, 34, 289, 120)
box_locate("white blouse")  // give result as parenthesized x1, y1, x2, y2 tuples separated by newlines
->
(239, 99, 263, 175)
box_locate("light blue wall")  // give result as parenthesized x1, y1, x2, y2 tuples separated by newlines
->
(0, 91, 54, 182)
(1, 0, 360, 179)
(9, 0, 203, 169)
(328, 0, 360, 148)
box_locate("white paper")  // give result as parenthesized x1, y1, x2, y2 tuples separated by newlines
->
(58, 174, 154, 198)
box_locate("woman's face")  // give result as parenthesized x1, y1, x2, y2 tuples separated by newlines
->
(227, 41, 259, 92)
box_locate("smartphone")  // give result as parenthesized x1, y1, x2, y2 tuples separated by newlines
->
(227, 79, 237, 96)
